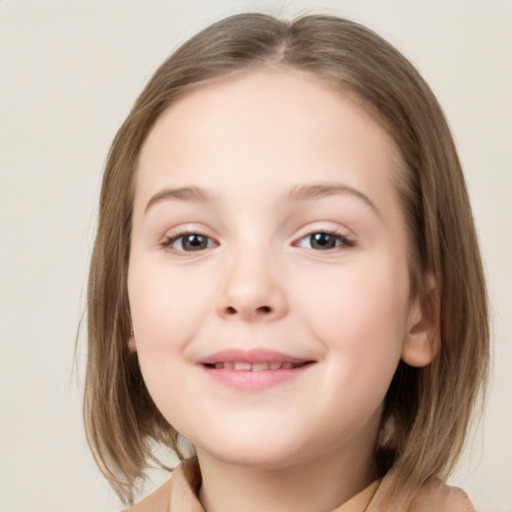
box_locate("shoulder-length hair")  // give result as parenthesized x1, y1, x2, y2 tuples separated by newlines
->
(84, 13, 489, 505)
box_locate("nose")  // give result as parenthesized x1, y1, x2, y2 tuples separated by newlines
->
(216, 246, 288, 322)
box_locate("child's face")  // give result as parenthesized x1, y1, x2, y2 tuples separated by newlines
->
(128, 70, 433, 471)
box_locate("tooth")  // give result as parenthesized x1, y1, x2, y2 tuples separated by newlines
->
(224, 362, 234, 369)
(282, 362, 293, 369)
(214, 363, 223, 369)
(252, 363, 270, 371)
(234, 362, 251, 370)
(269, 362, 282, 370)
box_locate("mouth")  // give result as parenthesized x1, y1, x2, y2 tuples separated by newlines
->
(204, 361, 309, 371)
(197, 349, 315, 390)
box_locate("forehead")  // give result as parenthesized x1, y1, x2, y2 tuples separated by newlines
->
(135, 68, 403, 213)
(141, 68, 395, 149)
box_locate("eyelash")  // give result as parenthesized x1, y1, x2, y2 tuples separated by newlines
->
(161, 232, 218, 253)
(294, 230, 355, 251)
(161, 229, 355, 254)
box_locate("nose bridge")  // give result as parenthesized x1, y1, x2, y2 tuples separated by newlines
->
(217, 237, 287, 321)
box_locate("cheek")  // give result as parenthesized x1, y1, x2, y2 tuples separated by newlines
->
(127, 264, 214, 412)
(129, 263, 212, 347)
(290, 260, 410, 438)
(293, 256, 410, 372)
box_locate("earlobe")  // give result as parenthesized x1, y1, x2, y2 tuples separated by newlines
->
(128, 335, 137, 353)
(128, 321, 137, 353)
(401, 275, 440, 368)
(401, 327, 438, 367)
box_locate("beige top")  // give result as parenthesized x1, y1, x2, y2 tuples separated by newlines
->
(125, 458, 476, 512)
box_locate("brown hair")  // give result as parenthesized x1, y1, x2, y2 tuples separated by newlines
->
(84, 13, 489, 505)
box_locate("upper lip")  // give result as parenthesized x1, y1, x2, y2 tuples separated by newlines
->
(197, 348, 312, 365)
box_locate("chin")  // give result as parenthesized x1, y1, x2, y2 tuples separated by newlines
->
(193, 432, 316, 471)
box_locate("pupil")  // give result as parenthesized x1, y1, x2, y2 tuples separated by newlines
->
(311, 233, 335, 249)
(184, 234, 206, 250)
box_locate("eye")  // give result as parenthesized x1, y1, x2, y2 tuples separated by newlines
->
(296, 232, 354, 251)
(162, 233, 218, 252)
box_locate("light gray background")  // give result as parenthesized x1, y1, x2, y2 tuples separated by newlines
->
(1, 1, 511, 511)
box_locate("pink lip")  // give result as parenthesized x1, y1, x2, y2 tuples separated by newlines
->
(198, 348, 309, 365)
(197, 348, 315, 391)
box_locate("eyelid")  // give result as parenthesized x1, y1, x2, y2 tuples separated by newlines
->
(292, 222, 356, 241)
(159, 225, 220, 254)
(157, 222, 356, 253)
(291, 224, 357, 251)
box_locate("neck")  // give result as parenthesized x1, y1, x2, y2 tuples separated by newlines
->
(196, 443, 378, 512)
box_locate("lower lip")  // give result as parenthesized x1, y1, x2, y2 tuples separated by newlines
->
(200, 363, 314, 391)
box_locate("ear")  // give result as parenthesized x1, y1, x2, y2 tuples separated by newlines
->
(128, 336, 137, 353)
(401, 274, 440, 368)
(127, 320, 137, 353)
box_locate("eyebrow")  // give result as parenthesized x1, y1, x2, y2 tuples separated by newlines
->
(285, 183, 381, 218)
(144, 182, 380, 218)
(145, 186, 216, 214)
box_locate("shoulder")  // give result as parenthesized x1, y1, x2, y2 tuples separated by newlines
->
(408, 480, 477, 512)
(369, 473, 477, 512)
(123, 477, 174, 512)
(123, 457, 202, 512)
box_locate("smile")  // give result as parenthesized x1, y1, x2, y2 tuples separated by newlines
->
(198, 349, 315, 390)
(206, 361, 307, 371)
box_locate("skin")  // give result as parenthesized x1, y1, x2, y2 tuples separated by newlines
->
(127, 69, 435, 512)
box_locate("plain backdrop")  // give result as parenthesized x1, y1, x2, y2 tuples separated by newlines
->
(1, 1, 511, 511)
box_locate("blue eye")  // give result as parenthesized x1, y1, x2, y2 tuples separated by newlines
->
(164, 233, 217, 252)
(296, 232, 352, 250)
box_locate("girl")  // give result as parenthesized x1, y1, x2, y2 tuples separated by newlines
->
(84, 13, 489, 512)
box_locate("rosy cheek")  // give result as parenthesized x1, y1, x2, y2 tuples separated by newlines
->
(293, 262, 407, 352)
(130, 264, 213, 353)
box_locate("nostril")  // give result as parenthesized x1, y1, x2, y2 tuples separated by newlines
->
(222, 305, 273, 317)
